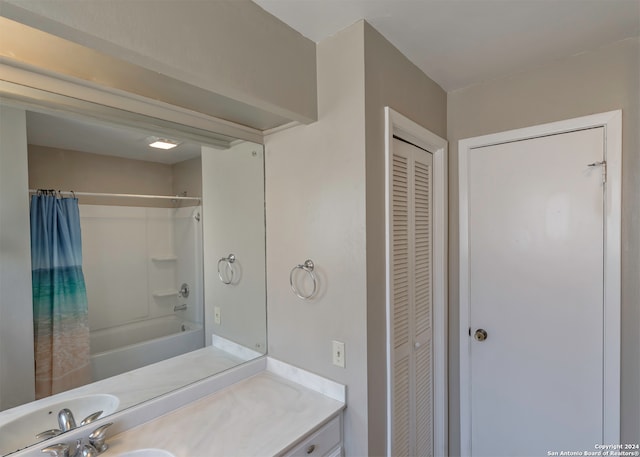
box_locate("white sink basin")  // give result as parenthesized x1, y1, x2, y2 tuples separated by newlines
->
(0, 393, 119, 455)
(117, 450, 176, 457)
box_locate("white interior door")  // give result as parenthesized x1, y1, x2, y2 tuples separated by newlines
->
(466, 127, 606, 456)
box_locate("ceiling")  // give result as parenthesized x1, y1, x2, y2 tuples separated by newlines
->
(253, 0, 640, 92)
(22, 1, 639, 156)
(26, 111, 203, 165)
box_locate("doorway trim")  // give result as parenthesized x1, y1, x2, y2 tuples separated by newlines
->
(384, 107, 448, 457)
(458, 110, 622, 456)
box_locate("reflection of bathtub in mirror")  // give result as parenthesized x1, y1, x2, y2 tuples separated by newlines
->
(91, 316, 204, 381)
(80, 203, 205, 382)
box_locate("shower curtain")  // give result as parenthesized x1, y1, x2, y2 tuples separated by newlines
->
(30, 193, 91, 399)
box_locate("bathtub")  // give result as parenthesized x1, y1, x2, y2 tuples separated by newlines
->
(90, 315, 204, 381)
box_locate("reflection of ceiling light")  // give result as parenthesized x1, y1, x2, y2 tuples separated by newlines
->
(147, 137, 180, 150)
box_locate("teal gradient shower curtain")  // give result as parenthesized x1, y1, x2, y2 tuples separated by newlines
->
(30, 193, 91, 399)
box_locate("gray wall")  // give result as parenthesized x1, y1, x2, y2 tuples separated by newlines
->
(363, 22, 447, 456)
(29, 145, 202, 207)
(447, 37, 640, 453)
(266, 20, 447, 456)
(172, 156, 202, 200)
(264, 22, 368, 456)
(0, 106, 34, 410)
(28, 145, 175, 207)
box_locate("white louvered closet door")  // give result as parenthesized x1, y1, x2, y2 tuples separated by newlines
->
(390, 138, 434, 457)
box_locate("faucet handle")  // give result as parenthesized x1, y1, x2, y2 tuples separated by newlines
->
(81, 444, 100, 457)
(36, 429, 63, 440)
(80, 411, 103, 426)
(41, 443, 70, 457)
(88, 422, 113, 453)
(41, 439, 81, 457)
(69, 439, 82, 457)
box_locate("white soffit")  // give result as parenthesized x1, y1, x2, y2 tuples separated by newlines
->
(253, 0, 640, 92)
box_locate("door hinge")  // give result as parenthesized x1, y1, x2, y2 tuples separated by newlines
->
(587, 160, 607, 184)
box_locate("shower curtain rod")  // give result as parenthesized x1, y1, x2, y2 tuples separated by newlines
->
(29, 189, 201, 202)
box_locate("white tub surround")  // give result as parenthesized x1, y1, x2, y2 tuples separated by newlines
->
(102, 364, 345, 457)
(81, 205, 204, 335)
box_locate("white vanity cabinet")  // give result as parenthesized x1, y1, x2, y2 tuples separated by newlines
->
(282, 415, 342, 457)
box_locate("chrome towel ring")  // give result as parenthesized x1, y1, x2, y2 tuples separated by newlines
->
(217, 254, 236, 285)
(290, 259, 317, 300)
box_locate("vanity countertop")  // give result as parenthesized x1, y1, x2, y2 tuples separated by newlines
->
(102, 370, 345, 457)
(0, 345, 247, 428)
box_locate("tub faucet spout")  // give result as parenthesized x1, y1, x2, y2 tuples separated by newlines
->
(58, 409, 77, 432)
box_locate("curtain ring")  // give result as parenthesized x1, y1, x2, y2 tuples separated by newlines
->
(289, 259, 317, 300)
(217, 254, 236, 285)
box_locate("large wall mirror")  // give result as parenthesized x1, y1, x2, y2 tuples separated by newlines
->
(0, 94, 266, 455)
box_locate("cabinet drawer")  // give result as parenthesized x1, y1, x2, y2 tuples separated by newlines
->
(283, 416, 341, 457)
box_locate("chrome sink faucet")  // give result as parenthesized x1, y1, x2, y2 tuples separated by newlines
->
(41, 423, 113, 457)
(58, 409, 77, 432)
(36, 410, 104, 440)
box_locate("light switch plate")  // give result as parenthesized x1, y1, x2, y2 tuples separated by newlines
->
(214, 306, 221, 325)
(332, 340, 345, 368)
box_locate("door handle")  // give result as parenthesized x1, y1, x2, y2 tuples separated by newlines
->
(474, 329, 488, 342)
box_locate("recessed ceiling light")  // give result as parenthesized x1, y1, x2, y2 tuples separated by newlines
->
(147, 137, 180, 150)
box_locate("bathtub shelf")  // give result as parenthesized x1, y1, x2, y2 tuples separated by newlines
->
(153, 289, 179, 298)
(151, 256, 178, 262)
